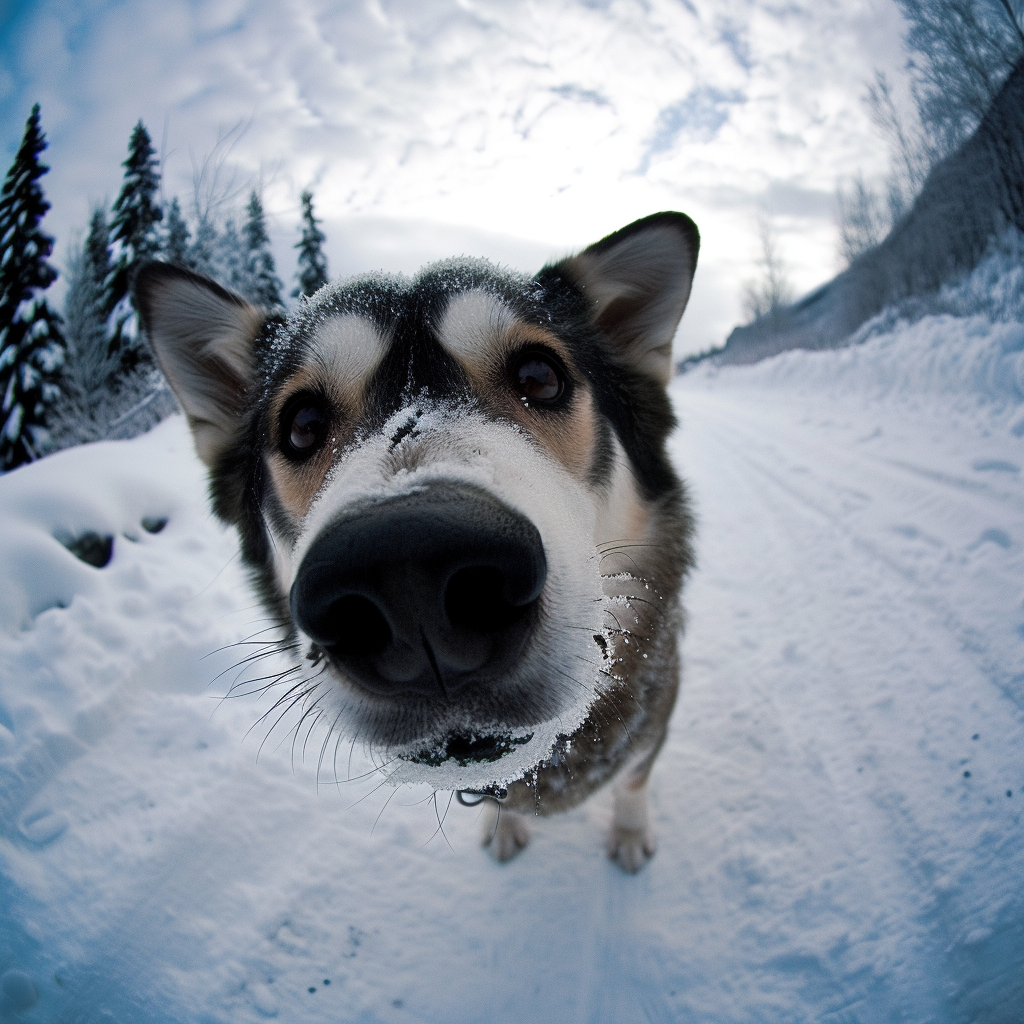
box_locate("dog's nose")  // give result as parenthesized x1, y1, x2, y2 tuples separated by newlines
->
(290, 483, 547, 697)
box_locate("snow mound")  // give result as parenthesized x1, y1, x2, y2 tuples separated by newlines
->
(693, 306, 1024, 408)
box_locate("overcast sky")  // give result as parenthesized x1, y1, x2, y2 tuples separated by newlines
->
(0, 0, 910, 356)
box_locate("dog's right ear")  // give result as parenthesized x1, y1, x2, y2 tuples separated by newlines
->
(134, 262, 266, 467)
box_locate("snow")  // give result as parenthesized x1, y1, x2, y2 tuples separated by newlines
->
(1, 304, 1023, 1021)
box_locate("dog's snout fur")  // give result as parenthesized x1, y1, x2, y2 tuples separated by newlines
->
(290, 483, 547, 698)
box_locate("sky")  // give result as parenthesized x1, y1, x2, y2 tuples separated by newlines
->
(0, 0, 911, 357)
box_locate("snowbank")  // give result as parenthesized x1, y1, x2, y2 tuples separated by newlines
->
(693, 313, 1024, 410)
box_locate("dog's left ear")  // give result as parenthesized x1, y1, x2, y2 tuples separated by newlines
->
(549, 212, 699, 385)
(134, 262, 268, 467)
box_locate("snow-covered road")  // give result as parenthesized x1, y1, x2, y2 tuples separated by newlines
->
(669, 379, 1024, 1022)
(1, 311, 1022, 1022)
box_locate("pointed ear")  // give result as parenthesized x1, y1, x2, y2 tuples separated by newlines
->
(134, 262, 266, 466)
(552, 212, 699, 385)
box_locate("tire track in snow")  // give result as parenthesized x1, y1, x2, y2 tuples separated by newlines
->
(681, 390, 1024, 713)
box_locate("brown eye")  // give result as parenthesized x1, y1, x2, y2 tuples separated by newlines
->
(284, 399, 328, 458)
(515, 354, 564, 404)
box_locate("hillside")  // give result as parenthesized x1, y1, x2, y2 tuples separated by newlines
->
(706, 55, 1024, 367)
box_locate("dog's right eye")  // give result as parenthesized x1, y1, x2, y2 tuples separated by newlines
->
(282, 397, 328, 459)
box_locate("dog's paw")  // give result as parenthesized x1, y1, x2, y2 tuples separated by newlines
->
(481, 806, 531, 863)
(607, 824, 656, 874)
(609, 781, 655, 873)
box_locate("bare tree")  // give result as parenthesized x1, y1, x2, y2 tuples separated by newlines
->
(898, 0, 1023, 160)
(836, 1, 1023, 266)
(189, 119, 252, 229)
(742, 212, 794, 323)
(836, 173, 890, 266)
(865, 71, 932, 224)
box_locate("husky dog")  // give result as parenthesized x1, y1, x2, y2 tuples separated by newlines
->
(134, 212, 697, 873)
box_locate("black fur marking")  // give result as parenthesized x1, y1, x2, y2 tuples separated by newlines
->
(584, 211, 699, 279)
(389, 411, 421, 449)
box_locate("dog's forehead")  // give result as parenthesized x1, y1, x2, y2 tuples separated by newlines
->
(274, 260, 548, 412)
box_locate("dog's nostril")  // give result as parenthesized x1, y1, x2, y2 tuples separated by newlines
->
(445, 567, 527, 634)
(324, 595, 392, 656)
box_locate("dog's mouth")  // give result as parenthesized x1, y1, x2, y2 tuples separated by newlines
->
(402, 731, 535, 768)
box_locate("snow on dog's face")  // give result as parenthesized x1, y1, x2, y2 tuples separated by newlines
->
(135, 212, 698, 790)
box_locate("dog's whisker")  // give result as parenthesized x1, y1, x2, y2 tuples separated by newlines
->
(318, 707, 348, 789)
(295, 687, 332, 769)
(425, 791, 455, 851)
(207, 644, 302, 690)
(219, 664, 303, 701)
(202, 623, 290, 658)
(209, 665, 303, 724)
(340, 773, 396, 812)
(371, 786, 400, 836)
(245, 677, 312, 745)
(214, 651, 301, 692)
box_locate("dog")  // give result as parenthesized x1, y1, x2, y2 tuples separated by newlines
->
(134, 211, 697, 873)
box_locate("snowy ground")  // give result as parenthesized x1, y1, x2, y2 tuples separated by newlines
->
(1, 308, 1023, 1023)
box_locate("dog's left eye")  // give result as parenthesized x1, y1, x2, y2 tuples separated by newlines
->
(282, 398, 328, 458)
(514, 353, 565, 405)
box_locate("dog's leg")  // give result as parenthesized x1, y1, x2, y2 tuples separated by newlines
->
(607, 769, 657, 874)
(480, 800, 531, 863)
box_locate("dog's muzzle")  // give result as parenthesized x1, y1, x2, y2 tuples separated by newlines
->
(290, 482, 547, 699)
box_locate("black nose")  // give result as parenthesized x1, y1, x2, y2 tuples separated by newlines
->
(290, 483, 547, 698)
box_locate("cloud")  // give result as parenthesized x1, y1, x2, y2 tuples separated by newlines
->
(640, 86, 745, 172)
(2, 0, 909, 355)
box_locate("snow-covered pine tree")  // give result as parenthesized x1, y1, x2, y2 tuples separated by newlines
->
(188, 214, 217, 277)
(214, 218, 246, 295)
(55, 207, 120, 445)
(0, 104, 65, 470)
(164, 197, 190, 266)
(293, 189, 329, 299)
(108, 120, 163, 363)
(243, 190, 283, 307)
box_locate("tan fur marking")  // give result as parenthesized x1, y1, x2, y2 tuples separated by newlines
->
(494, 324, 596, 481)
(266, 450, 335, 522)
(504, 383, 598, 482)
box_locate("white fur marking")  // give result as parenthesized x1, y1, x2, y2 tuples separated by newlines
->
(594, 438, 644, 548)
(309, 315, 387, 387)
(437, 290, 515, 362)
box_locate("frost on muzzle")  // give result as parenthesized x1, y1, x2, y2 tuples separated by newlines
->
(283, 405, 611, 791)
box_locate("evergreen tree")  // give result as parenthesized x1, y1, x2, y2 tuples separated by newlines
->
(61, 207, 117, 401)
(215, 218, 247, 295)
(0, 104, 65, 470)
(109, 120, 163, 311)
(188, 214, 217, 277)
(293, 189, 329, 299)
(164, 196, 190, 266)
(107, 120, 163, 367)
(243, 190, 283, 307)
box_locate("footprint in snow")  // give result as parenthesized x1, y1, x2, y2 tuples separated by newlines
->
(969, 528, 1012, 550)
(971, 458, 1020, 474)
(19, 808, 69, 844)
